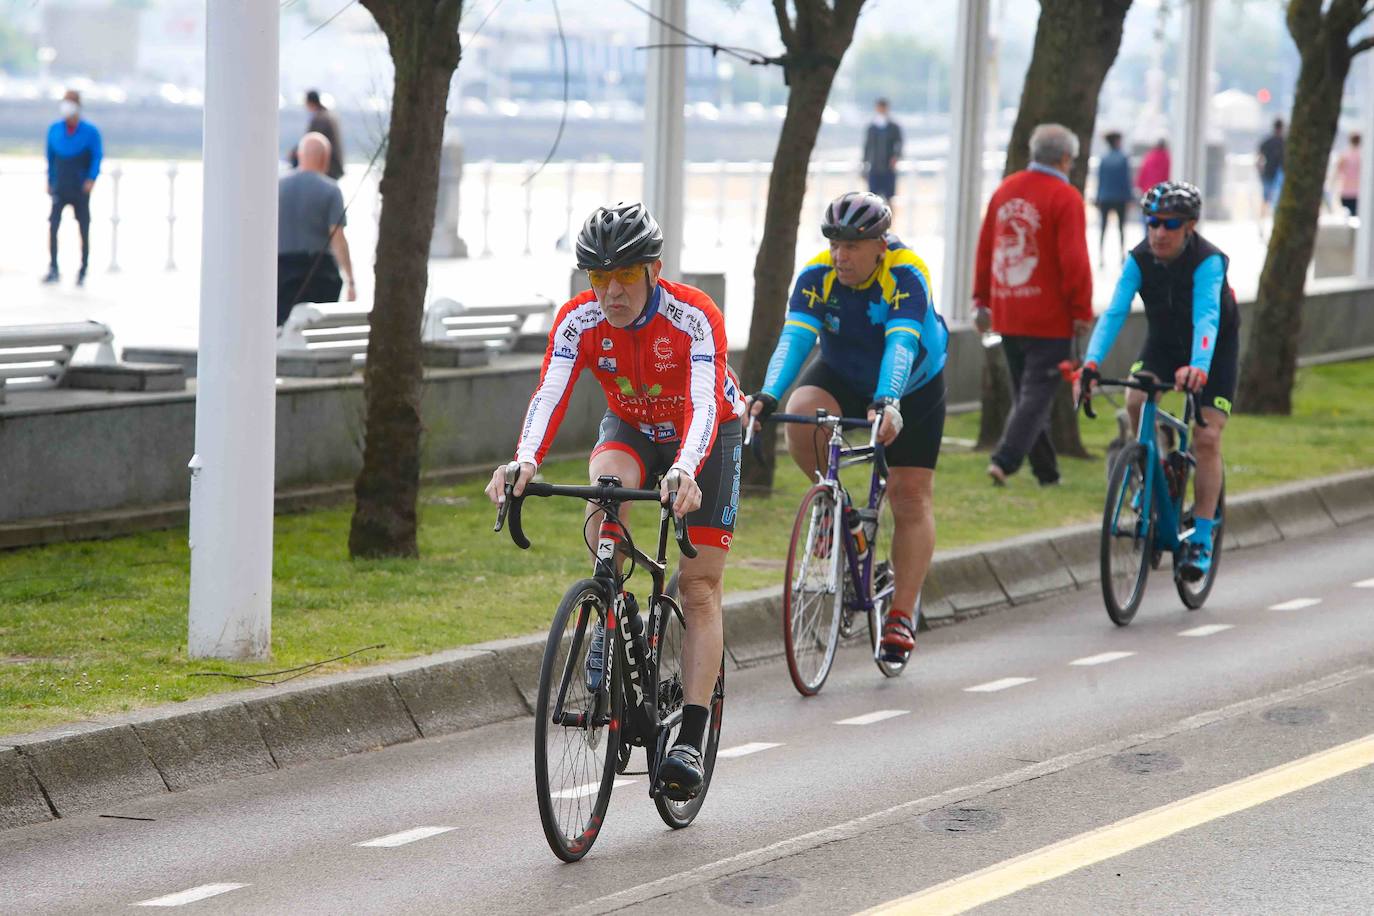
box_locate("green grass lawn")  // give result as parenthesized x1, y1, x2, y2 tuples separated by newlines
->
(2, 360, 1371, 735)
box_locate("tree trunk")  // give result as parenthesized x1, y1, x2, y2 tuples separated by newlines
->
(740, 0, 867, 490)
(1239, 0, 1366, 414)
(977, 0, 1133, 458)
(349, 1, 462, 558)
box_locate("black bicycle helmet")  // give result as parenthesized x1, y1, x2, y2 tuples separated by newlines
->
(575, 201, 664, 269)
(821, 191, 892, 241)
(1141, 181, 1202, 220)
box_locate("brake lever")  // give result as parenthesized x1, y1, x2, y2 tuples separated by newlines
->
(664, 471, 698, 559)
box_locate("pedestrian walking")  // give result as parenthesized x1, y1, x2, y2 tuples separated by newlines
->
(972, 123, 1093, 488)
(1257, 118, 1285, 227)
(44, 89, 102, 286)
(288, 89, 345, 180)
(1095, 131, 1133, 266)
(277, 132, 355, 327)
(1334, 133, 1361, 218)
(1135, 139, 1170, 198)
(862, 98, 903, 203)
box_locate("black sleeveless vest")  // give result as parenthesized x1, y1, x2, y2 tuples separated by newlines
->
(1128, 232, 1239, 356)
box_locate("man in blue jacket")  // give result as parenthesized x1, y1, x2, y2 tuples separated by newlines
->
(1095, 131, 1133, 266)
(45, 90, 103, 286)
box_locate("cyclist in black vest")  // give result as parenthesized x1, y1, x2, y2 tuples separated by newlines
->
(1075, 181, 1239, 582)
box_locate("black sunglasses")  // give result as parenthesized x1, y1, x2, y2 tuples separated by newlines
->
(1145, 215, 1187, 230)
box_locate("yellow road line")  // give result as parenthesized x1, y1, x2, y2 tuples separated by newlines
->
(864, 733, 1374, 916)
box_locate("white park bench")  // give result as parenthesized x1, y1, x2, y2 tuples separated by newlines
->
(0, 321, 184, 399)
(420, 297, 554, 366)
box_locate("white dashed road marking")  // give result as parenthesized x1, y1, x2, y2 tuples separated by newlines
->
(354, 826, 457, 848)
(964, 677, 1036, 693)
(135, 884, 248, 907)
(717, 742, 783, 759)
(1179, 624, 1234, 637)
(1354, 578, 1374, 589)
(1269, 598, 1321, 611)
(836, 710, 910, 726)
(552, 779, 636, 800)
(1069, 651, 1136, 667)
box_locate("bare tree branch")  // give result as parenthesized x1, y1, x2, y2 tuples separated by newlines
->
(1287, 0, 1323, 46)
(1351, 34, 1374, 55)
(771, 0, 796, 50)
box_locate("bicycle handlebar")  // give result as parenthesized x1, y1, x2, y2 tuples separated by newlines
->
(492, 467, 697, 558)
(743, 409, 888, 478)
(1075, 375, 1208, 429)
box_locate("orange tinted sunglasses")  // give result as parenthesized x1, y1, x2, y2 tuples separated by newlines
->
(586, 265, 646, 287)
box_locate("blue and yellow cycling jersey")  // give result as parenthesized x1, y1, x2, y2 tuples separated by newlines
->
(761, 235, 948, 401)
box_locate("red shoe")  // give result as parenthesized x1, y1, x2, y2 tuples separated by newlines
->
(880, 611, 915, 663)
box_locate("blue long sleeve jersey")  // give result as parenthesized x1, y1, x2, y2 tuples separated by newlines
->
(761, 237, 948, 402)
(1085, 253, 1225, 374)
(46, 120, 102, 194)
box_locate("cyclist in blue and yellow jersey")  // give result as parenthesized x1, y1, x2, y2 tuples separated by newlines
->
(746, 191, 948, 666)
(1075, 181, 1239, 582)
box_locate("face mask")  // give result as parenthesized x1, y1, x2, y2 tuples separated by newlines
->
(873, 115, 888, 128)
(59, 100, 79, 119)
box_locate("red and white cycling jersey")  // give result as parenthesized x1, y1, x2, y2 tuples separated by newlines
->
(516, 278, 745, 476)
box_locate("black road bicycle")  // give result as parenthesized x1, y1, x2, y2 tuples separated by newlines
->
(494, 467, 724, 862)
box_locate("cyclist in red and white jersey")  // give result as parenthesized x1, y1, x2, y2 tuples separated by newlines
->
(487, 202, 743, 801)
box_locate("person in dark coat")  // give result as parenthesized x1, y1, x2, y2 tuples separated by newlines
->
(288, 89, 345, 180)
(45, 89, 102, 285)
(1095, 131, 1133, 266)
(862, 98, 903, 202)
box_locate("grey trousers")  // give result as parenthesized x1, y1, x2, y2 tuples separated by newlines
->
(991, 335, 1070, 483)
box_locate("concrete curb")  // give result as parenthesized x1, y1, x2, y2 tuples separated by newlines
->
(3, 468, 1372, 832)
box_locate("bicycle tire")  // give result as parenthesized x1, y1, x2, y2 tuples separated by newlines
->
(782, 484, 845, 696)
(650, 592, 724, 828)
(1177, 477, 1225, 609)
(1101, 444, 1154, 626)
(534, 579, 622, 862)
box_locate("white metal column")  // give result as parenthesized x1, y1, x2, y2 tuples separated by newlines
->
(1177, 0, 1215, 187)
(1357, 49, 1374, 281)
(642, 0, 686, 279)
(941, 0, 991, 322)
(188, 0, 279, 659)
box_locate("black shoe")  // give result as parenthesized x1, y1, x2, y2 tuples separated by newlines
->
(658, 743, 704, 801)
(583, 620, 606, 692)
(1178, 540, 1212, 584)
(42, 267, 58, 284)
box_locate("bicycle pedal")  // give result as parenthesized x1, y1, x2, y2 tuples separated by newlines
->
(619, 770, 649, 776)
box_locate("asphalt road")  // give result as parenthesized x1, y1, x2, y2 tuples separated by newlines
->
(4, 521, 1373, 915)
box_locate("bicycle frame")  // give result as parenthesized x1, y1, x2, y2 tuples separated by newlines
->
(495, 473, 697, 798)
(1129, 398, 1194, 553)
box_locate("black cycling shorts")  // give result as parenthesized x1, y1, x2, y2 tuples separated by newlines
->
(794, 361, 946, 469)
(1132, 323, 1239, 416)
(591, 412, 742, 551)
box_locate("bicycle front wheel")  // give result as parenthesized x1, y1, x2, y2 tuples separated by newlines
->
(650, 592, 724, 829)
(864, 494, 911, 678)
(1177, 477, 1225, 609)
(782, 484, 845, 696)
(1101, 444, 1154, 626)
(534, 579, 621, 862)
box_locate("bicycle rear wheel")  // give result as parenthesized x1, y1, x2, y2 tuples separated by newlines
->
(534, 579, 622, 862)
(782, 484, 845, 696)
(651, 592, 724, 829)
(1177, 477, 1225, 609)
(1101, 444, 1154, 626)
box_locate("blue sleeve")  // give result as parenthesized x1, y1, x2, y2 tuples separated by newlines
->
(45, 126, 55, 188)
(87, 126, 102, 181)
(1190, 255, 1224, 373)
(1084, 257, 1142, 366)
(761, 312, 820, 400)
(875, 319, 921, 400)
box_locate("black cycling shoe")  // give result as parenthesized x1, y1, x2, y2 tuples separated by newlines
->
(1178, 540, 1211, 583)
(657, 743, 704, 802)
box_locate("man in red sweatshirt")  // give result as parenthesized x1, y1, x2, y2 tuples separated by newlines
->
(972, 123, 1093, 486)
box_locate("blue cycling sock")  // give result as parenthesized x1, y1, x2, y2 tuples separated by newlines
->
(1193, 516, 1214, 546)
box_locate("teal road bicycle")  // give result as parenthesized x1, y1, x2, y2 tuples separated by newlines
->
(1078, 375, 1226, 626)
